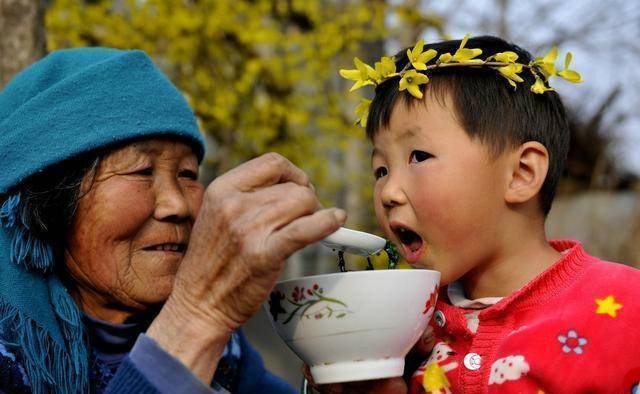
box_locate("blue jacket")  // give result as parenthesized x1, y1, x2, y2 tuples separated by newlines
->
(0, 330, 295, 394)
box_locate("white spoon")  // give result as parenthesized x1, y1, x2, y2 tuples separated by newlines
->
(320, 227, 386, 256)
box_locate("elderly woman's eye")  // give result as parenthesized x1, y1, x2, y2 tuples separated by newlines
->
(179, 169, 198, 180)
(136, 167, 153, 176)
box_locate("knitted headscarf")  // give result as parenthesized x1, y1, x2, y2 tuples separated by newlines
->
(0, 47, 205, 393)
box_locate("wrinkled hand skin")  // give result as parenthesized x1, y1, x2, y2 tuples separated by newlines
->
(169, 152, 346, 335)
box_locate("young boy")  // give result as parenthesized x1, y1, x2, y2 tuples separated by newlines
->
(340, 35, 640, 393)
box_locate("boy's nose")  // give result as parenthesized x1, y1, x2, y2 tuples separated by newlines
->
(380, 176, 407, 208)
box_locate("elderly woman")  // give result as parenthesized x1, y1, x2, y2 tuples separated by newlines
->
(0, 48, 346, 393)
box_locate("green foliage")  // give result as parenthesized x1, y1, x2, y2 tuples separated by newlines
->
(46, 0, 443, 226)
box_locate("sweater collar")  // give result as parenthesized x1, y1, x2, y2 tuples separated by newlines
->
(438, 240, 591, 321)
(447, 281, 503, 309)
(82, 310, 157, 368)
(82, 313, 152, 355)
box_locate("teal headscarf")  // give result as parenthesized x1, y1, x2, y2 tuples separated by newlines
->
(0, 47, 205, 393)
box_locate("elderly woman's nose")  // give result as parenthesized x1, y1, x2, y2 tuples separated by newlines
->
(153, 178, 192, 221)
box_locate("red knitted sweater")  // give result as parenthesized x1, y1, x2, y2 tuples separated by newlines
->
(410, 240, 640, 394)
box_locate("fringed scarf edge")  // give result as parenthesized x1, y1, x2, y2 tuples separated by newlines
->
(0, 192, 89, 393)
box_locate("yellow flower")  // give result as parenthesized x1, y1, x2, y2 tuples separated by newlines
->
(534, 46, 558, 78)
(372, 56, 398, 82)
(406, 39, 437, 70)
(339, 57, 376, 92)
(399, 70, 429, 99)
(494, 51, 518, 63)
(355, 98, 372, 128)
(530, 77, 554, 94)
(438, 53, 452, 63)
(497, 63, 524, 88)
(557, 52, 583, 83)
(451, 33, 483, 64)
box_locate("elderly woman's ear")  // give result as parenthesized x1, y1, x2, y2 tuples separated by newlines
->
(147, 152, 346, 383)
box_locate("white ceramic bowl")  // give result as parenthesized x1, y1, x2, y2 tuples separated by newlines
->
(265, 269, 440, 384)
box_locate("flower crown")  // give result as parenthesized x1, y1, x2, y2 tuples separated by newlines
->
(339, 34, 583, 127)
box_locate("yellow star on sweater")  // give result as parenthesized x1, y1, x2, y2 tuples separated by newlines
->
(595, 295, 622, 317)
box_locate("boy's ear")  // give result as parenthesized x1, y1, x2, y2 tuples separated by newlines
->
(504, 141, 549, 205)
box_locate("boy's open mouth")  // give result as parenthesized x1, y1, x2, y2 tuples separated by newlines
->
(391, 224, 424, 263)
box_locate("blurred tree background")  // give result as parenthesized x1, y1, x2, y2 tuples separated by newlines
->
(42, 1, 640, 259)
(0, 0, 46, 86)
(0, 0, 637, 386)
(45, 0, 446, 234)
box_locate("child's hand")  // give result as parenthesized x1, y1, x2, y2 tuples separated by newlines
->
(303, 365, 407, 393)
(412, 325, 436, 357)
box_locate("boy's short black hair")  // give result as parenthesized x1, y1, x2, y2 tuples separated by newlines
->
(367, 35, 570, 215)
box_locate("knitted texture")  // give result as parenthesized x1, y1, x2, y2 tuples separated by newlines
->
(104, 358, 159, 394)
(409, 240, 640, 393)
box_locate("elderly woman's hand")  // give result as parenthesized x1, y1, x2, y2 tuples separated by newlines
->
(147, 153, 346, 383)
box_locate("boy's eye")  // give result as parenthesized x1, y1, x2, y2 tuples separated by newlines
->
(374, 167, 388, 179)
(179, 169, 198, 180)
(410, 150, 433, 163)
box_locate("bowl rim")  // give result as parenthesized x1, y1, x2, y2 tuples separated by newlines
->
(276, 268, 440, 286)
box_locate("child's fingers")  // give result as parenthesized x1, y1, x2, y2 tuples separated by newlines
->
(412, 325, 436, 357)
(302, 364, 323, 394)
(302, 364, 319, 390)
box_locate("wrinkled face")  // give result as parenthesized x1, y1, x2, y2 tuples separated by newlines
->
(65, 138, 204, 314)
(371, 94, 509, 284)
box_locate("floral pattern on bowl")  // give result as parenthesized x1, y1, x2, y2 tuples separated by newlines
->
(268, 283, 351, 324)
(423, 285, 439, 316)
